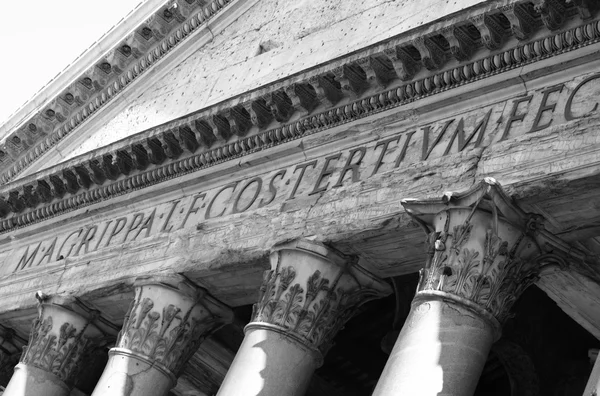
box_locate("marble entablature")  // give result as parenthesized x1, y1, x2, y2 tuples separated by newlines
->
(0, 1, 599, 394)
(6, 70, 600, 276)
(0, 12, 599, 234)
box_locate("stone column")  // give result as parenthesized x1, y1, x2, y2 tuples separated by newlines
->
(91, 275, 233, 396)
(583, 349, 599, 396)
(216, 239, 392, 396)
(373, 178, 562, 396)
(4, 295, 110, 396)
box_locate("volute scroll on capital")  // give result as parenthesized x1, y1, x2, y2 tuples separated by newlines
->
(401, 178, 584, 336)
(249, 239, 392, 361)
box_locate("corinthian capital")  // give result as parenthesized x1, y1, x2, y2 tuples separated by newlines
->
(402, 178, 572, 335)
(250, 239, 391, 359)
(114, 275, 233, 377)
(19, 295, 115, 387)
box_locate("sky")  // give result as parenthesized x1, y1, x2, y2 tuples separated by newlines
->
(0, 0, 145, 125)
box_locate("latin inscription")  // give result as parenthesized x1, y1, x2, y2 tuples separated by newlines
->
(10, 73, 600, 273)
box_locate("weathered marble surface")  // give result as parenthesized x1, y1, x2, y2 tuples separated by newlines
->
(0, 47, 599, 344)
(21, 0, 489, 176)
(1, 2, 598, 395)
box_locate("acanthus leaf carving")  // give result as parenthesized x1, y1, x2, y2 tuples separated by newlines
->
(116, 281, 232, 376)
(416, 210, 541, 324)
(250, 243, 391, 356)
(20, 303, 102, 387)
(402, 180, 581, 330)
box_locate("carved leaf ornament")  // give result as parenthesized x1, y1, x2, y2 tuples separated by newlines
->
(403, 179, 576, 327)
(251, 244, 390, 357)
(20, 306, 96, 386)
(420, 214, 538, 323)
(116, 283, 228, 376)
(3, 15, 600, 234)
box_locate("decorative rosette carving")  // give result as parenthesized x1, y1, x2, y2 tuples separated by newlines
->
(114, 276, 233, 377)
(402, 178, 573, 336)
(250, 239, 391, 358)
(19, 297, 106, 387)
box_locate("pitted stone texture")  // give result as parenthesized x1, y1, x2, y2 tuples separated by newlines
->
(372, 298, 495, 396)
(59, 0, 485, 162)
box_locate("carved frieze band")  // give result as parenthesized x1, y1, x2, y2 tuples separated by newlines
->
(0, 0, 594, 185)
(249, 241, 391, 357)
(114, 279, 233, 377)
(1, 16, 600, 234)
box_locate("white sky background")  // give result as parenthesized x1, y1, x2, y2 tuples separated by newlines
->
(0, 0, 144, 125)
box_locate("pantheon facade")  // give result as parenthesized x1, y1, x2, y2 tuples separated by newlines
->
(0, 0, 598, 395)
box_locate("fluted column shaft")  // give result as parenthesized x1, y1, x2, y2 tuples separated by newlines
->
(374, 181, 550, 396)
(216, 239, 391, 396)
(91, 276, 232, 396)
(4, 298, 106, 396)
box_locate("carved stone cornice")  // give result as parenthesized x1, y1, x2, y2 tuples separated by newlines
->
(383, 46, 421, 82)
(412, 36, 448, 70)
(401, 178, 579, 336)
(19, 294, 113, 387)
(441, 25, 477, 61)
(570, 0, 598, 21)
(533, 0, 568, 31)
(470, 13, 508, 50)
(0, 8, 598, 234)
(502, 3, 540, 40)
(0, 0, 239, 184)
(249, 239, 391, 360)
(113, 275, 233, 378)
